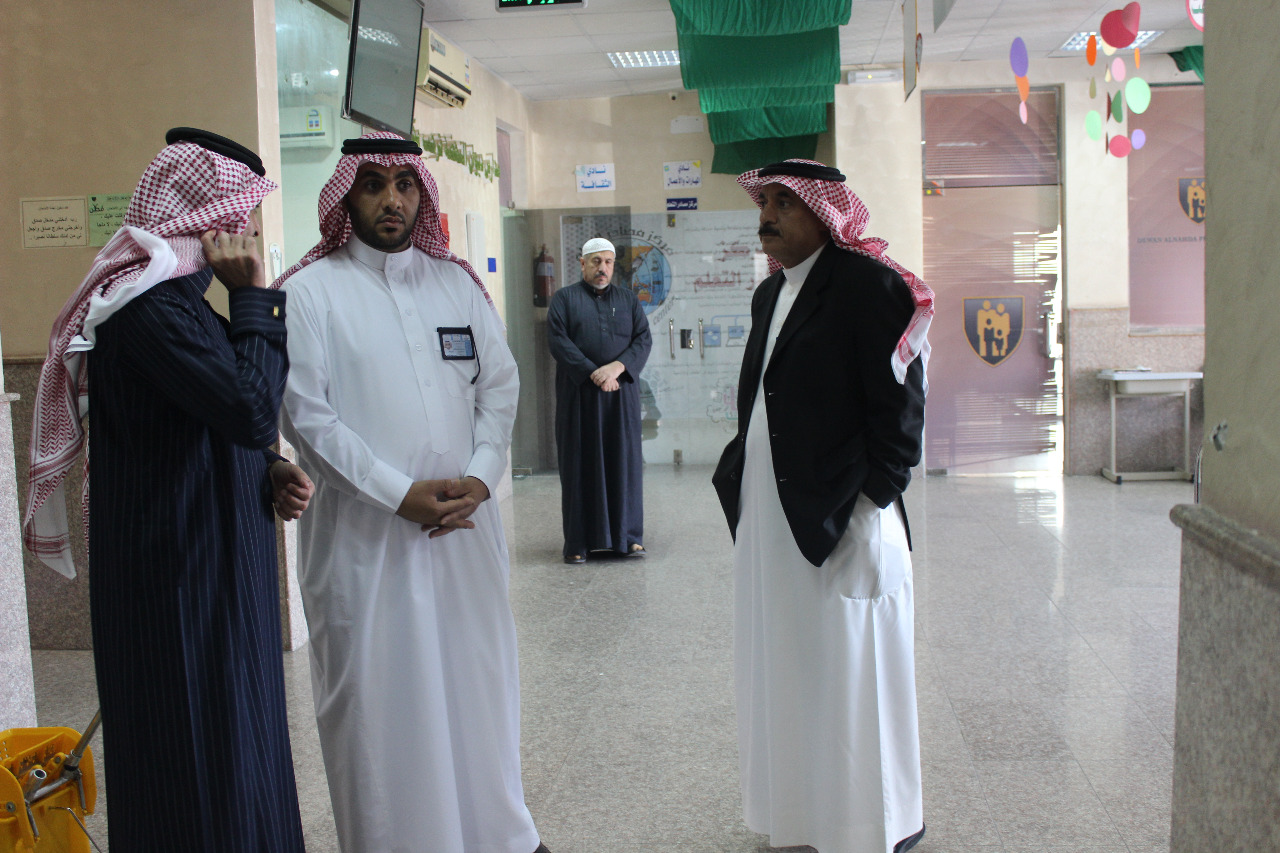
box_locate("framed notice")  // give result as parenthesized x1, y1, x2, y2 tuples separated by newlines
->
(21, 197, 88, 248)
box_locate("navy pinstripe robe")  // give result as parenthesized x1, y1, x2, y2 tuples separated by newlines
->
(86, 269, 305, 852)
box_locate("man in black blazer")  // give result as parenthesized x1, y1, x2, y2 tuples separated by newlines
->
(712, 160, 932, 853)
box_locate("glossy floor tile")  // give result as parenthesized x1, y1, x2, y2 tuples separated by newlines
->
(30, 468, 1191, 852)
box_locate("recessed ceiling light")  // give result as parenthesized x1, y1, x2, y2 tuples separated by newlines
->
(607, 50, 680, 69)
(1060, 30, 1162, 51)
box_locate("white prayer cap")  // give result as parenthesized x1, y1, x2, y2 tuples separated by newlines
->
(580, 237, 615, 257)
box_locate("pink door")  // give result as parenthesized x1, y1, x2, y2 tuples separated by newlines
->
(921, 90, 1062, 474)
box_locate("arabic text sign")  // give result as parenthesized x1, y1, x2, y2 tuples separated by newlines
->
(575, 163, 616, 193)
(88, 193, 132, 247)
(22, 197, 88, 248)
(667, 197, 698, 211)
(663, 160, 702, 189)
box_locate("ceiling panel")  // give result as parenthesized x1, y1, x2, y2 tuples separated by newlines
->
(420, 0, 1200, 102)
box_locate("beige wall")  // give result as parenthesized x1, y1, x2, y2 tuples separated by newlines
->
(831, 83, 924, 280)
(0, 0, 286, 649)
(0, 0, 281, 358)
(524, 90, 833, 214)
(411, 63, 531, 321)
(1201, 10, 1280, 541)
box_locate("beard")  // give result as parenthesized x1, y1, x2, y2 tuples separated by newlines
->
(350, 209, 419, 252)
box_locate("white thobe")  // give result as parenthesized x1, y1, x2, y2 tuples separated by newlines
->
(734, 247, 923, 853)
(281, 237, 538, 853)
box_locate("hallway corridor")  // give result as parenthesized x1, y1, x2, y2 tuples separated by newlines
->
(32, 468, 1188, 852)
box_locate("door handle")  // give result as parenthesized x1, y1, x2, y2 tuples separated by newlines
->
(698, 319, 704, 358)
(668, 318, 675, 358)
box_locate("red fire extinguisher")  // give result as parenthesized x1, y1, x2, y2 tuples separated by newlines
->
(533, 244, 555, 307)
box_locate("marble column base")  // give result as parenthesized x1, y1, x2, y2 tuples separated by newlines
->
(1170, 503, 1280, 851)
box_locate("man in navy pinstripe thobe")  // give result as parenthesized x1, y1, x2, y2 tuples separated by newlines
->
(26, 129, 313, 851)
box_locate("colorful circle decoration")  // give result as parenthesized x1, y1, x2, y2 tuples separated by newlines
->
(1100, 2, 1142, 48)
(1010, 37, 1030, 124)
(1085, 110, 1104, 140)
(1126, 77, 1151, 113)
(1085, 4, 1153, 158)
(1111, 88, 1125, 122)
(1010, 38, 1029, 77)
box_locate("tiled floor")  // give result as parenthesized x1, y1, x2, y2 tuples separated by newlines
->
(31, 468, 1190, 852)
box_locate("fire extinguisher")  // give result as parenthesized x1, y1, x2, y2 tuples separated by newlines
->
(533, 244, 555, 307)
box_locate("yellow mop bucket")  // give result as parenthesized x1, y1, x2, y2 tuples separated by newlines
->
(0, 713, 98, 853)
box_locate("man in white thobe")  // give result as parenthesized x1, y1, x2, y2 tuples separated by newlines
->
(275, 133, 548, 853)
(713, 160, 934, 853)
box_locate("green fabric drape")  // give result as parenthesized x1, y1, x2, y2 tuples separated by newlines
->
(708, 103, 829, 145)
(711, 135, 819, 175)
(670, 0, 851, 36)
(678, 28, 841, 91)
(699, 84, 835, 114)
(1169, 46, 1205, 81)
(670, 0, 844, 174)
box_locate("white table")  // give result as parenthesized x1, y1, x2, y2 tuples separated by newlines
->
(1097, 370, 1203, 483)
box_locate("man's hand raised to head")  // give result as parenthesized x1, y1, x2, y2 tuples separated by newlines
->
(201, 228, 266, 291)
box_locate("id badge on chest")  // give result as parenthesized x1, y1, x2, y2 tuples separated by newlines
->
(437, 325, 480, 384)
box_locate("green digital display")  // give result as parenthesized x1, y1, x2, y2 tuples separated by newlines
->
(496, 0, 585, 9)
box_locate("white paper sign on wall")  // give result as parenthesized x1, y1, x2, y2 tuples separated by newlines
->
(670, 115, 706, 134)
(663, 160, 702, 190)
(575, 163, 616, 192)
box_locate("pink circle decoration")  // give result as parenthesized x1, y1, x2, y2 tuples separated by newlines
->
(1010, 38, 1029, 77)
(1132, 129, 1146, 149)
(1111, 57, 1127, 82)
(1109, 135, 1132, 157)
(1019, 101, 1028, 124)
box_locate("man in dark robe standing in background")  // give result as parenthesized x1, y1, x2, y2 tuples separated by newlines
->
(23, 128, 312, 852)
(548, 237, 652, 564)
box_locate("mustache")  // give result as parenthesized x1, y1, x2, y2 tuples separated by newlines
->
(758, 226, 780, 237)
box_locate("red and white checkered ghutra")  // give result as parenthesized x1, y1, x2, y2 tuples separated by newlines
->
(272, 131, 492, 310)
(738, 159, 934, 386)
(23, 142, 276, 576)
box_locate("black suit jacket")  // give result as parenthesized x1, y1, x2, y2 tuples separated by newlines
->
(712, 241, 925, 567)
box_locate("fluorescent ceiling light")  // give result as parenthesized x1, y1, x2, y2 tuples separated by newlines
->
(1060, 30, 1162, 51)
(607, 50, 680, 69)
(848, 68, 901, 84)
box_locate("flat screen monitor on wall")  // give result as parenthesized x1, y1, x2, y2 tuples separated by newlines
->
(343, 0, 425, 138)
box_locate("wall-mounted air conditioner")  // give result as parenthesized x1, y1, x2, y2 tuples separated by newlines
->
(280, 106, 336, 149)
(418, 28, 471, 108)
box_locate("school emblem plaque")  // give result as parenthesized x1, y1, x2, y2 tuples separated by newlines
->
(963, 297, 1024, 366)
(1179, 177, 1207, 223)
